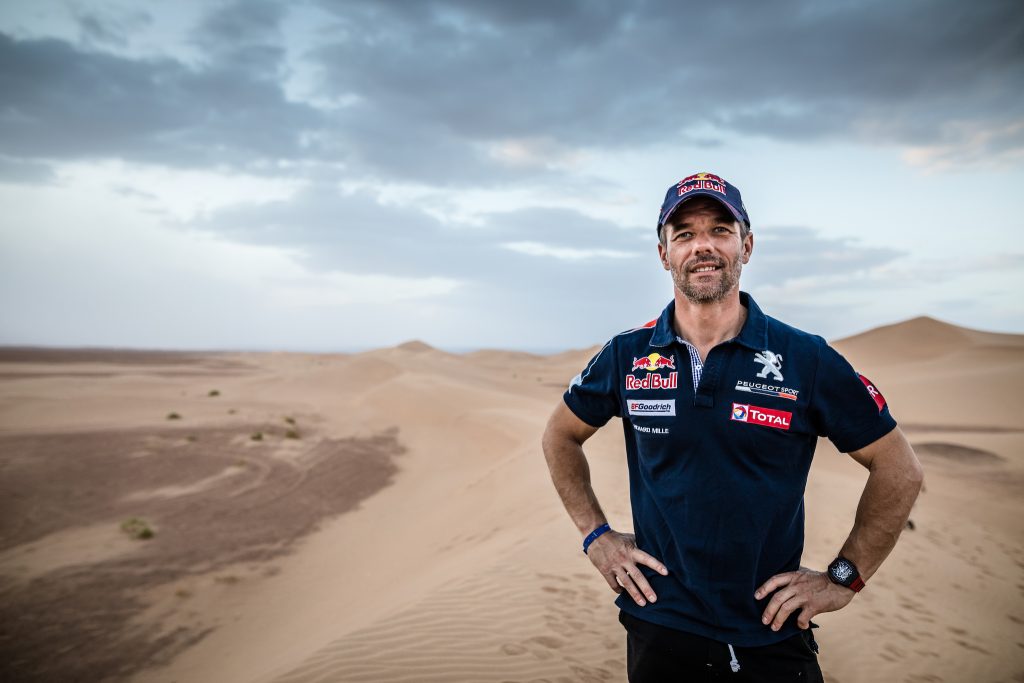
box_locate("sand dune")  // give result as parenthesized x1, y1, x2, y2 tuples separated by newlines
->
(833, 317, 1024, 429)
(0, 316, 1022, 682)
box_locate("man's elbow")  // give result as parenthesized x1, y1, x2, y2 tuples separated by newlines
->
(541, 405, 573, 461)
(874, 429, 925, 486)
(906, 452, 925, 495)
(896, 441, 925, 499)
(541, 422, 561, 464)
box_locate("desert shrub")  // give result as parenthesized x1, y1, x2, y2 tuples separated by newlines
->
(121, 517, 154, 540)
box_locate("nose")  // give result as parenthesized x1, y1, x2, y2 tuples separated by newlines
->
(691, 230, 715, 254)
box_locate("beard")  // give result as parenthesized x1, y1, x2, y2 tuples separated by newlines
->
(671, 254, 743, 304)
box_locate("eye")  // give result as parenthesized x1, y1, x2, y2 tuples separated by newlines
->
(672, 231, 693, 241)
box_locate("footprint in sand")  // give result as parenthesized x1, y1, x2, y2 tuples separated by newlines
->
(545, 620, 578, 638)
(953, 639, 992, 655)
(883, 643, 906, 659)
(504, 635, 568, 661)
(568, 663, 613, 681)
(530, 635, 566, 649)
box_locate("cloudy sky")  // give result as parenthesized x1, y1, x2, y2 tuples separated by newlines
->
(1, 0, 1022, 352)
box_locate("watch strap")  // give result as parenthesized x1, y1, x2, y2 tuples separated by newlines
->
(582, 523, 611, 554)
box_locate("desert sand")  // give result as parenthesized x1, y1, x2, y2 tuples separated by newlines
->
(0, 316, 1022, 683)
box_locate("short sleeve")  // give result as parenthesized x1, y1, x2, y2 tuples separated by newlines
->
(563, 341, 621, 428)
(808, 342, 897, 453)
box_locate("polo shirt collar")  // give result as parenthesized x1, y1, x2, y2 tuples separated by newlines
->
(648, 291, 768, 351)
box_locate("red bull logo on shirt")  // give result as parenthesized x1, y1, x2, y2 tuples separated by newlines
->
(730, 403, 792, 431)
(626, 353, 678, 391)
(625, 372, 678, 391)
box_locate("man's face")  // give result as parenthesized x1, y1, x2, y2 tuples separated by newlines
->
(658, 196, 753, 304)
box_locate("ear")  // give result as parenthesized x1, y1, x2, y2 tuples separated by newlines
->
(657, 241, 670, 270)
(741, 231, 754, 264)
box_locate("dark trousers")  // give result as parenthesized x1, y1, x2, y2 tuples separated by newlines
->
(620, 611, 825, 682)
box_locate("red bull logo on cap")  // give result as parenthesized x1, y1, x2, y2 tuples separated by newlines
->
(677, 172, 727, 197)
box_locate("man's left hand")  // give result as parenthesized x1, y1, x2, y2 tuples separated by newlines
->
(754, 567, 855, 631)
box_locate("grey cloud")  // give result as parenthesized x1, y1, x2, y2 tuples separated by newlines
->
(0, 30, 323, 170)
(75, 6, 151, 49)
(192, 0, 287, 73)
(310, 0, 1024, 168)
(746, 226, 904, 285)
(196, 0, 284, 46)
(201, 185, 908, 294)
(197, 186, 921, 347)
(0, 155, 56, 184)
(0, 15, 571, 185)
(199, 182, 653, 279)
(197, 183, 670, 347)
(327, 103, 567, 186)
(3, 0, 1020, 185)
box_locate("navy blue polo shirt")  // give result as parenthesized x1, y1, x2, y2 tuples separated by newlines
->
(564, 292, 896, 647)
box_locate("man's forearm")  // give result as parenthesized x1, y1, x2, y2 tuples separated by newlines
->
(542, 433, 608, 537)
(839, 432, 924, 581)
(542, 406, 668, 604)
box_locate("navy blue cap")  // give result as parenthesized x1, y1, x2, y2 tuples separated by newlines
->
(657, 172, 750, 232)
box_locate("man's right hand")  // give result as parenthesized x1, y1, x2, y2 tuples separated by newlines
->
(586, 530, 669, 607)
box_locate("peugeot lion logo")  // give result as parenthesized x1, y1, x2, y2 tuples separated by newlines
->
(753, 350, 784, 382)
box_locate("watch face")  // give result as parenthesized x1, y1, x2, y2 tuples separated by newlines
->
(831, 559, 854, 583)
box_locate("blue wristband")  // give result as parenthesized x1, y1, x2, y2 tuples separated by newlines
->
(582, 523, 611, 554)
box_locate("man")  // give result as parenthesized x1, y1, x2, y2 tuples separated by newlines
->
(541, 172, 923, 681)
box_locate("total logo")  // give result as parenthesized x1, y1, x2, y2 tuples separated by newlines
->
(626, 353, 678, 391)
(730, 402, 792, 431)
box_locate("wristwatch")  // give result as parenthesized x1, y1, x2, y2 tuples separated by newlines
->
(827, 556, 865, 592)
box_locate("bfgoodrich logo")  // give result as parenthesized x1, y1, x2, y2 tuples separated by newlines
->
(628, 399, 676, 416)
(730, 402, 792, 431)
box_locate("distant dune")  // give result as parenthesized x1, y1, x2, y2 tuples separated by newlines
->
(393, 340, 436, 353)
(0, 316, 1021, 683)
(833, 315, 1024, 365)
